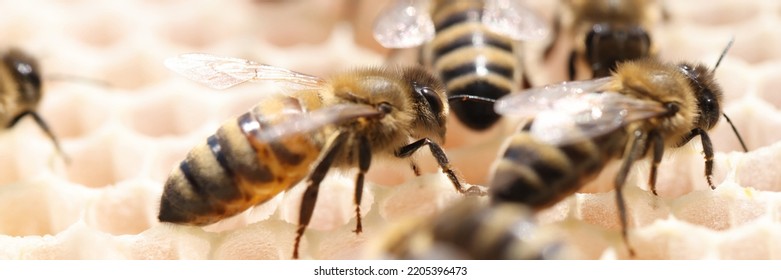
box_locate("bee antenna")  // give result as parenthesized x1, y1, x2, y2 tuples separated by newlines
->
(712, 36, 734, 72)
(45, 74, 113, 88)
(447, 95, 496, 104)
(722, 113, 748, 153)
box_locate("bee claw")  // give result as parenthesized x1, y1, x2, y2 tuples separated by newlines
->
(463, 185, 489, 197)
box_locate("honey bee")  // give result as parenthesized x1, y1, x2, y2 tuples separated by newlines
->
(0, 48, 66, 159)
(545, 0, 665, 80)
(372, 198, 566, 260)
(159, 53, 483, 259)
(489, 42, 747, 256)
(373, 0, 548, 131)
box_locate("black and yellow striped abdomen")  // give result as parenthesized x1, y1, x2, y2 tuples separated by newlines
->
(490, 128, 628, 209)
(427, 0, 519, 130)
(159, 96, 327, 226)
(379, 199, 562, 259)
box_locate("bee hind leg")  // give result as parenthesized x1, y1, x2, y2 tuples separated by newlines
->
(292, 132, 348, 259)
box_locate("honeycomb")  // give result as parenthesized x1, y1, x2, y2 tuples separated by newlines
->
(1, 0, 780, 260)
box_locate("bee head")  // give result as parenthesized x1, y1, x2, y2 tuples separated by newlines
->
(3, 48, 42, 105)
(678, 63, 722, 130)
(584, 23, 652, 78)
(401, 66, 448, 142)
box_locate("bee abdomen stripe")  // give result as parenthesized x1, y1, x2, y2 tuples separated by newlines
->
(243, 109, 307, 166)
(207, 134, 233, 176)
(440, 63, 514, 83)
(178, 161, 206, 197)
(218, 116, 275, 184)
(269, 142, 306, 166)
(433, 34, 513, 60)
(434, 8, 480, 31)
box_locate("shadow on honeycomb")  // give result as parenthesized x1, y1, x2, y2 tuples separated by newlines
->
(1, 0, 780, 260)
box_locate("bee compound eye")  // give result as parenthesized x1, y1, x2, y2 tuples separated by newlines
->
(415, 84, 443, 115)
(665, 102, 680, 116)
(378, 102, 392, 114)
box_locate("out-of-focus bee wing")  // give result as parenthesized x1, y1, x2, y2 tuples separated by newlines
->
(253, 103, 383, 141)
(495, 77, 614, 116)
(495, 77, 668, 145)
(164, 53, 325, 90)
(373, 0, 435, 48)
(482, 0, 549, 41)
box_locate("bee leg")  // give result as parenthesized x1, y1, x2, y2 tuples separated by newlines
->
(648, 131, 664, 196)
(543, 12, 561, 61)
(678, 128, 716, 189)
(8, 111, 69, 164)
(697, 129, 716, 189)
(410, 160, 422, 176)
(292, 132, 348, 259)
(567, 51, 577, 81)
(521, 70, 532, 89)
(353, 135, 371, 234)
(614, 129, 649, 258)
(396, 138, 484, 196)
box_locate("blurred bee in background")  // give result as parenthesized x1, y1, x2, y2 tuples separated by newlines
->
(487, 40, 747, 256)
(0, 48, 67, 160)
(545, 0, 666, 80)
(373, 0, 548, 131)
(160, 53, 484, 259)
(373, 198, 567, 260)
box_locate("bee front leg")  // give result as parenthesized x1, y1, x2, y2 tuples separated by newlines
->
(614, 129, 649, 258)
(395, 138, 485, 196)
(648, 131, 664, 196)
(353, 135, 371, 234)
(567, 51, 578, 81)
(293, 133, 348, 259)
(696, 129, 716, 189)
(678, 128, 716, 189)
(9, 111, 69, 164)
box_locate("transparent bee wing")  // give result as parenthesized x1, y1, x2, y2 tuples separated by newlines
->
(482, 0, 549, 41)
(164, 53, 325, 90)
(496, 77, 668, 145)
(373, 0, 435, 48)
(495, 77, 614, 117)
(253, 103, 383, 141)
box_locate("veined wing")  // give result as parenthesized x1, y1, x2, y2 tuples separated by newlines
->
(251, 103, 383, 141)
(164, 53, 325, 90)
(482, 0, 549, 41)
(495, 77, 668, 145)
(373, 0, 435, 48)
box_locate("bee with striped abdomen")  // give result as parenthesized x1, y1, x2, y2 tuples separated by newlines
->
(545, 0, 665, 80)
(160, 53, 483, 259)
(0, 48, 66, 160)
(373, 0, 548, 131)
(372, 198, 566, 260)
(489, 42, 747, 256)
